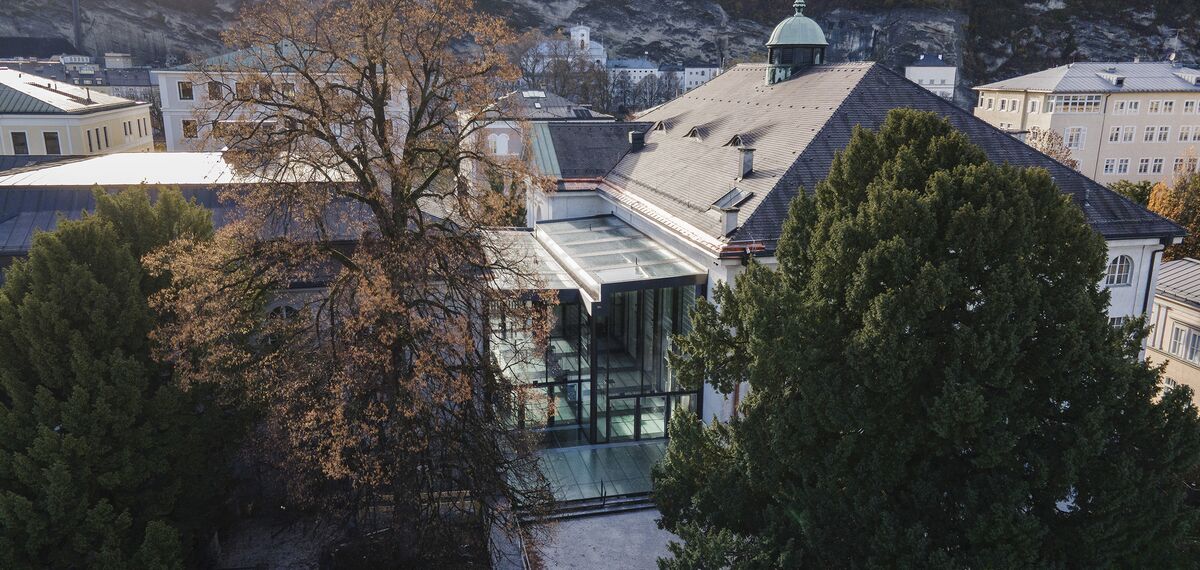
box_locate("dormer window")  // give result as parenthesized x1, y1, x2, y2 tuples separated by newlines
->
(684, 127, 703, 140)
(725, 134, 746, 147)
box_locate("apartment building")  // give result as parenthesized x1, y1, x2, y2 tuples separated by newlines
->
(1147, 258, 1200, 406)
(0, 68, 153, 156)
(974, 62, 1200, 185)
(153, 43, 407, 151)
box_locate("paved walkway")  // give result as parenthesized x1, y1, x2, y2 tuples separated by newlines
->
(535, 509, 677, 570)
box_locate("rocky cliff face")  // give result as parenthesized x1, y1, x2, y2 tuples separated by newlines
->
(0, 0, 1195, 98)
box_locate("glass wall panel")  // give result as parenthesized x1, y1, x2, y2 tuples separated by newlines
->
(588, 284, 701, 443)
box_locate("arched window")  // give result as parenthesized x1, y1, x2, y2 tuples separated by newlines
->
(487, 132, 510, 156)
(1104, 255, 1133, 286)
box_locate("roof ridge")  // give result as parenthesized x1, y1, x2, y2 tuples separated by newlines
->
(732, 63, 880, 243)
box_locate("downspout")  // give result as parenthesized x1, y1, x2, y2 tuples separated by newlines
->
(1141, 242, 1167, 317)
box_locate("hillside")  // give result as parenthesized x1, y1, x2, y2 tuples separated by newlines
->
(1, 0, 1195, 96)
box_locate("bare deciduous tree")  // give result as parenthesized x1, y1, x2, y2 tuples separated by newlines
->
(1026, 126, 1079, 171)
(147, 0, 555, 563)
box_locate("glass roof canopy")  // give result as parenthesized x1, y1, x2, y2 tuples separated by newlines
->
(534, 216, 706, 307)
(488, 230, 578, 293)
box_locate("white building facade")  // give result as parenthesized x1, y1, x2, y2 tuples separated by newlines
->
(0, 68, 153, 156)
(905, 53, 957, 99)
(153, 46, 407, 152)
(974, 62, 1200, 186)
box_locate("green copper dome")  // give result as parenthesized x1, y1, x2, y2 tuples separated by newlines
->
(765, 1, 828, 47)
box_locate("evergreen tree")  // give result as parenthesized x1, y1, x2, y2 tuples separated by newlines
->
(655, 109, 1200, 568)
(0, 187, 228, 569)
(1109, 179, 1154, 207)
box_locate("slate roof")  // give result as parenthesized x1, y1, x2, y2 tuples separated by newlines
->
(0, 68, 143, 114)
(0, 187, 232, 255)
(608, 58, 658, 70)
(0, 155, 84, 174)
(0, 152, 374, 256)
(530, 121, 650, 180)
(493, 90, 614, 122)
(606, 62, 1183, 252)
(1157, 258, 1200, 308)
(976, 62, 1200, 93)
(0, 62, 155, 89)
(170, 41, 313, 72)
(0, 37, 81, 59)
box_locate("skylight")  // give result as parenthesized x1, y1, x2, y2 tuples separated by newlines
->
(712, 187, 752, 210)
(522, 90, 547, 98)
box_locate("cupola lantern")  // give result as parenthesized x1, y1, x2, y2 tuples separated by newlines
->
(765, 0, 828, 85)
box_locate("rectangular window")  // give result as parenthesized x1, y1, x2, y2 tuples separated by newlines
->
(1103, 159, 1116, 174)
(1193, 126, 1200, 142)
(1109, 316, 1128, 328)
(1029, 99, 1039, 113)
(235, 82, 251, 100)
(1117, 158, 1130, 174)
(1171, 326, 1186, 355)
(182, 119, 198, 139)
(1182, 126, 1194, 142)
(1049, 94, 1102, 113)
(178, 81, 193, 100)
(1150, 100, 1162, 114)
(999, 99, 1007, 111)
(282, 82, 295, 99)
(87, 129, 93, 153)
(1153, 158, 1165, 173)
(1187, 100, 1197, 114)
(1188, 331, 1200, 362)
(1109, 126, 1122, 143)
(987, 98, 994, 110)
(1164, 100, 1176, 114)
(10, 132, 28, 155)
(1010, 99, 1019, 112)
(208, 81, 223, 99)
(1123, 126, 1135, 142)
(42, 132, 60, 155)
(102, 126, 108, 148)
(1176, 157, 1186, 172)
(137, 119, 143, 137)
(1159, 126, 1171, 142)
(1145, 126, 1156, 142)
(1065, 127, 1086, 150)
(1139, 158, 1151, 174)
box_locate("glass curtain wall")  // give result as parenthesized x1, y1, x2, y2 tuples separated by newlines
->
(593, 284, 698, 443)
(494, 300, 591, 447)
(495, 284, 700, 447)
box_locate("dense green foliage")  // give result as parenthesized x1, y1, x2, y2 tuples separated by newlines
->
(655, 109, 1200, 568)
(1110, 179, 1154, 207)
(0, 187, 233, 569)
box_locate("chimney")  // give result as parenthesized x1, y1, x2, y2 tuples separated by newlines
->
(721, 207, 739, 235)
(737, 147, 754, 179)
(629, 130, 645, 151)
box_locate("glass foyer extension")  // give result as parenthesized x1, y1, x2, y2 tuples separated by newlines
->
(489, 216, 706, 449)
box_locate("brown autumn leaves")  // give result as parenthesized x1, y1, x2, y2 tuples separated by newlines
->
(141, 0, 556, 552)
